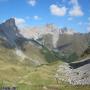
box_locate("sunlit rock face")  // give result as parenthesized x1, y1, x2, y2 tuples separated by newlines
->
(0, 18, 25, 48)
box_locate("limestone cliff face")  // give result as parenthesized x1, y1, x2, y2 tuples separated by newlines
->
(0, 18, 25, 48)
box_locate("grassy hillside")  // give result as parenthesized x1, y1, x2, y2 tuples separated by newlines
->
(0, 40, 90, 90)
(0, 60, 90, 90)
(22, 43, 47, 65)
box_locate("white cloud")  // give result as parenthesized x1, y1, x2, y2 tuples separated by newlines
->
(28, 0, 37, 6)
(69, 6, 84, 16)
(26, 15, 41, 20)
(33, 15, 41, 20)
(50, 4, 67, 16)
(69, 0, 84, 16)
(69, 0, 78, 5)
(14, 17, 25, 25)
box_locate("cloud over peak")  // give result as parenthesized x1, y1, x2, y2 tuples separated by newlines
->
(50, 0, 84, 17)
(14, 17, 25, 25)
(50, 4, 67, 16)
(69, 6, 84, 16)
(69, 0, 84, 16)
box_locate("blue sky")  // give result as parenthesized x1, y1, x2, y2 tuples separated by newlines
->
(0, 0, 90, 33)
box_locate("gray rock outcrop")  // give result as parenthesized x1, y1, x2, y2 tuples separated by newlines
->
(56, 58, 90, 85)
(0, 18, 26, 48)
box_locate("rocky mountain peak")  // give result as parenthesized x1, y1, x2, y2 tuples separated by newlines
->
(1, 18, 18, 32)
(0, 18, 25, 48)
(4, 18, 15, 27)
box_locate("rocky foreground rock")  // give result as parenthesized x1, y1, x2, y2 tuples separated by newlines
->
(56, 58, 90, 85)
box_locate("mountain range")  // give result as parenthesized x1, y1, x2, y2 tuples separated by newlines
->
(0, 18, 90, 88)
(20, 23, 90, 55)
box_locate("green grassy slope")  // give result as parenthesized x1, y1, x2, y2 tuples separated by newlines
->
(0, 57, 90, 90)
(0, 41, 90, 90)
(23, 43, 47, 65)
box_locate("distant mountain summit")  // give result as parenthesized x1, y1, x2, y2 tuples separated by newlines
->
(20, 23, 90, 56)
(20, 24, 75, 39)
(20, 24, 76, 49)
(0, 18, 26, 48)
